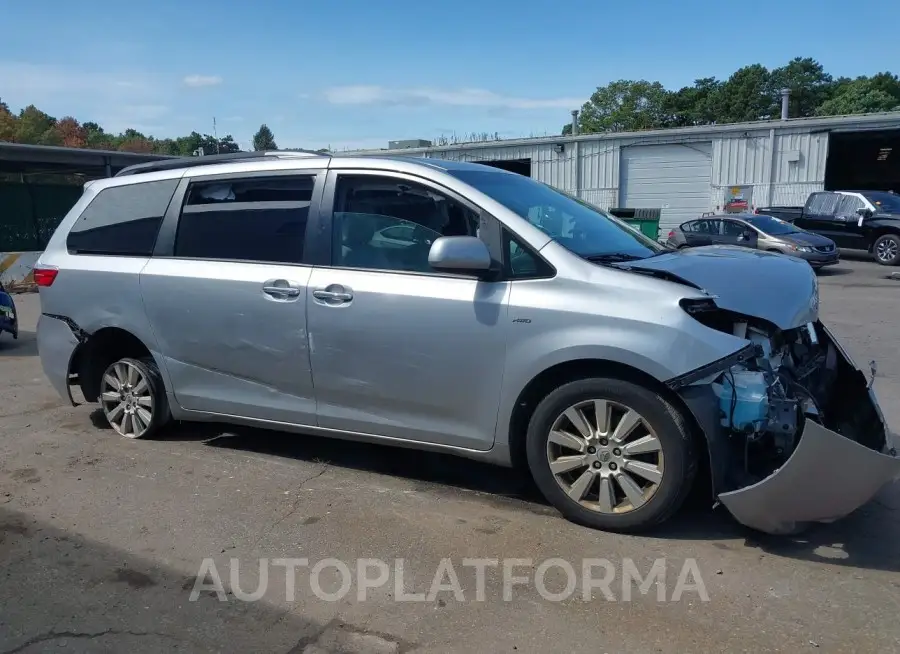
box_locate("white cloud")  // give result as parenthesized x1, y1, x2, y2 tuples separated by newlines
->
(323, 85, 581, 110)
(182, 74, 222, 88)
(0, 61, 171, 133)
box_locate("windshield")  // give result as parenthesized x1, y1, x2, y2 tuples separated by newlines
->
(449, 170, 664, 259)
(864, 191, 900, 213)
(744, 214, 799, 235)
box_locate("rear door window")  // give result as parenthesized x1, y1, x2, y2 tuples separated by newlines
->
(174, 176, 315, 264)
(806, 192, 839, 216)
(66, 179, 178, 256)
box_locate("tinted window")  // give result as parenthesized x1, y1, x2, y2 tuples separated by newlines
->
(685, 219, 720, 234)
(722, 220, 747, 237)
(174, 176, 314, 264)
(332, 175, 478, 273)
(66, 179, 178, 256)
(448, 170, 663, 260)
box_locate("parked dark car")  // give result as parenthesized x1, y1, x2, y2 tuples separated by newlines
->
(665, 213, 839, 269)
(757, 190, 900, 266)
(0, 284, 18, 341)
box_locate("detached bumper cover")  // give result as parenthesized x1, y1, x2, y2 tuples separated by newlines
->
(718, 419, 900, 535)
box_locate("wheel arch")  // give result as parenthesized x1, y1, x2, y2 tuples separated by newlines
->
(505, 358, 710, 487)
(69, 326, 157, 402)
(868, 227, 900, 251)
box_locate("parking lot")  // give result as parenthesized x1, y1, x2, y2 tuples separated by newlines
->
(1, 254, 898, 653)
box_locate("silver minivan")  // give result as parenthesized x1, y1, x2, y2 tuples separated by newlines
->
(35, 152, 900, 535)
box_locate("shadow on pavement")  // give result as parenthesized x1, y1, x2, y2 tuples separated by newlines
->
(0, 330, 37, 358)
(148, 418, 900, 574)
(815, 266, 852, 277)
(0, 506, 378, 654)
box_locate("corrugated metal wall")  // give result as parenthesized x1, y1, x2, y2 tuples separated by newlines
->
(361, 115, 900, 234)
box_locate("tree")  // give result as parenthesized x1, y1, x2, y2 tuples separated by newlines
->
(663, 78, 724, 127)
(252, 124, 277, 151)
(53, 117, 87, 148)
(816, 77, 900, 116)
(0, 100, 16, 142)
(576, 80, 670, 134)
(770, 57, 834, 118)
(14, 105, 61, 145)
(713, 65, 778, 123)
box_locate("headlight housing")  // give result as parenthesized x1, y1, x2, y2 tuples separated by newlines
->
(792, 245, 814, 253)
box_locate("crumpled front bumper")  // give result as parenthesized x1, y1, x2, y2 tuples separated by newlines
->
(676, 324, 900, 535)
(718, 414, 900, 535)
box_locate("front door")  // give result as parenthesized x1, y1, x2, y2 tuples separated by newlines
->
(722, 219, 759, 249)
(306, 171, 510, 451)
(832, 193, 870, 249)
(140, 171, 323, 425)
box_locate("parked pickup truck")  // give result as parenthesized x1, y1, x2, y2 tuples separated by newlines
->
(757, 190, 900, 265)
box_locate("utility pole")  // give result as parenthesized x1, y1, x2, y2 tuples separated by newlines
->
(213, 117, 220, 153)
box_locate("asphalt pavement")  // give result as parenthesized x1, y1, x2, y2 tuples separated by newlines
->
(1, 254, 899, 653)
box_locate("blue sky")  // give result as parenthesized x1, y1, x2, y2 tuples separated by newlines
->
(1, 0, 896, 151)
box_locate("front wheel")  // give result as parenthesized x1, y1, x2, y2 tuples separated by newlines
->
(873, 234, 900, 266)
(526, 378, 697, 533)
(99, 357, 169, 439)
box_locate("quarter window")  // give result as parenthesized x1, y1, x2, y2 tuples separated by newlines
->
(66, 179, 178, 256)
(331, 175, 478, 273)
(174, 176, 315, 264)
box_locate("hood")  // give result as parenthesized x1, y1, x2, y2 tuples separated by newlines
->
(620, 246, 818, 330)
(779, 231, 834, 247)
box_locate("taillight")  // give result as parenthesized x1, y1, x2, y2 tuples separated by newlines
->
(667, 230, 675, 239)
(33, 266, 58, 287)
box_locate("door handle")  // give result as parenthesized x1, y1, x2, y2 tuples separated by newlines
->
(262, 279, 302, 299)
(264, 286, 301, 297)
(312, 289, 353, 302)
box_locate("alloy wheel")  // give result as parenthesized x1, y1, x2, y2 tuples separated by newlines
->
(546, 399, 664, 514)
(100, 360, 154, 438)
(876, 238, 898, 263)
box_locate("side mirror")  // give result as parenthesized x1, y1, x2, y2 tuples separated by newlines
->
(428, 236, 493, 277)
(856, 207, 872, 219)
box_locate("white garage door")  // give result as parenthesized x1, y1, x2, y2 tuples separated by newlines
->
(620, 143, 712, 236)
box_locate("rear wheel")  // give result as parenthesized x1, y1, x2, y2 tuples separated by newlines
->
(873, 234, 900, 266)
(99, 357, 169, 439)
(526, 377, 697, 533)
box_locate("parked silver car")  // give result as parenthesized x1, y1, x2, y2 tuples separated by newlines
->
(666, 213, 840, 269)
(35, 152, 900, 535)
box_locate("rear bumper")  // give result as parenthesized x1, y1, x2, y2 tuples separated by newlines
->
(36, 314, 80, 404)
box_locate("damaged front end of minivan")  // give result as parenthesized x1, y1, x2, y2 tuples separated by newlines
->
(667, 299, 900, 535)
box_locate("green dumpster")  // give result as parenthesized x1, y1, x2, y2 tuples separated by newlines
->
(607, 208, 662, 241)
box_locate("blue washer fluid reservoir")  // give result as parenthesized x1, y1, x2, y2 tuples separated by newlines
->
(712, 369, 769, 431)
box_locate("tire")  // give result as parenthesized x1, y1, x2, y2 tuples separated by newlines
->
(873, 233, 900, 266)
(525, 377, 697, 533)
(98, 356, 170, 439)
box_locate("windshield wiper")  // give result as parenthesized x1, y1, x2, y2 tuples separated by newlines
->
(583, 252, 646, 263)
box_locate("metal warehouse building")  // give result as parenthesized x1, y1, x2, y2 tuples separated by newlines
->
(352, 112, 900, 237)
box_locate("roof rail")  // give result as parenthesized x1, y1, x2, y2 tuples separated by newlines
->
(113, 150, 330, 177)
